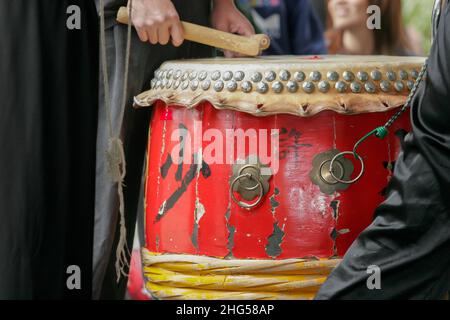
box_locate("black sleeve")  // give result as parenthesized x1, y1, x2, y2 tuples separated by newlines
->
(315, 2, 450, 300)
(411, 0, 450, 210)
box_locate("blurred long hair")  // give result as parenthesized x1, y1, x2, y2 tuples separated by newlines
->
(327, 0, 412, 55)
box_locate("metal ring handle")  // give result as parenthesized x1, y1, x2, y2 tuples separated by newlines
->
(230, 173, 264, 210)
(329, 151, 365, 184)
(237, 164, 261, 191)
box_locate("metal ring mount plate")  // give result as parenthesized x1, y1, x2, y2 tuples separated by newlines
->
(309, 149, 355, 195)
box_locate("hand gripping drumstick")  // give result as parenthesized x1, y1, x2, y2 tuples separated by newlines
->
(116, 7, 270, 56)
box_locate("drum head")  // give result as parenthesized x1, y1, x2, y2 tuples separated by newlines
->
(135, 55, 426, 117)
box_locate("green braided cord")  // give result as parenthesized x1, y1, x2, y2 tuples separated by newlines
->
(351, 59, 428, 161)
(384, 59, 428, 129)
(352, 126, 388, 159)
(375, 126, 388, 139)
(352, 128, 376, 159)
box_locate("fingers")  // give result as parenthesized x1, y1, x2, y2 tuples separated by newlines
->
(157, 22, 171, 45)
(231, 16, 255, 37)
(237, 22, 255, 37)
(136, 28, 148, 42)
(130, 0, 184, 46)
(223, 21, 256, 58)
(212, 6, 256, 58)
(134, 20, 183, 46)
(170, 20, 184, 47)
(148, 27, 158, 45)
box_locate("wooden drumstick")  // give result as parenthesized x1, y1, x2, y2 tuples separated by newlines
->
(116, 6, 270, 56)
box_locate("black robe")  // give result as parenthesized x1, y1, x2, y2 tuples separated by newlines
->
(92, 0, 213, 300)
(316, 2, 450, 299)
(0, 1, 98, 299)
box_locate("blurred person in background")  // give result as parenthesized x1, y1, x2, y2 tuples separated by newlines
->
(236, 0, 327, 55)
(310, 0, 328, 27)
(326, 0, 423, 55)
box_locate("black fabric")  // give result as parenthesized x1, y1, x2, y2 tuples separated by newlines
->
(94, 0, 126, 19)
(97, 0, 213, 300)
(0, 1, 98, 299)
(316, 3, 450, 300)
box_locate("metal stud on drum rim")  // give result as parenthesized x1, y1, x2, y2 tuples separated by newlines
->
(294, 71, 306, 82)
(318, 80, 330, 93)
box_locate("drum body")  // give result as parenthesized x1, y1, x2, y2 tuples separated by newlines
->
(137, 56, 425, 300)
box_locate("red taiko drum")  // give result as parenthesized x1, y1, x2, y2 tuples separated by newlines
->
(135, 56, 425, 300)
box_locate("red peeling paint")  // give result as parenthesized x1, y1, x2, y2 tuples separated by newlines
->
(144, 101, 411, 260)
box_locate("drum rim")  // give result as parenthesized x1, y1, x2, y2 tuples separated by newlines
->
(135, 55, 426, 117)
(156, 55, 426, 66)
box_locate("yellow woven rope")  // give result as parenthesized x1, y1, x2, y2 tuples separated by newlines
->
(141, 248, 341, 300)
